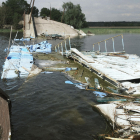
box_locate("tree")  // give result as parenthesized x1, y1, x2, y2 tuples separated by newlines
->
(51, 8, 62, 22)
(0, 5, 6, 28)
(0, 0, 30, 29)
(40, 7, 62, 22)
(32, 6, 39, 17)
(13, 12, 20, 29)
(40, 7, 50, 17)
(62, 2, 87, 29)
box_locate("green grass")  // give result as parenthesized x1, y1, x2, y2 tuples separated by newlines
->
(81, 28, 140, 34)
(0, 29, 23, 33)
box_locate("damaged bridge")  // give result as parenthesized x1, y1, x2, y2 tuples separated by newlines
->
(23, 13, 79, 38)
(56, 34, 140, 95)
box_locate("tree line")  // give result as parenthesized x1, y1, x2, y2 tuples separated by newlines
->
(87, 21, 140, 27)
(0, 0, 88, 29)
(0, 0, 38, 29)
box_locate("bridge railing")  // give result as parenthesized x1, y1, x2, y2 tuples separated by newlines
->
(93, 34, 124, 52)
(55, 36, 71, 55)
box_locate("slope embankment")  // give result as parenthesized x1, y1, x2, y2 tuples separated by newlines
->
(24, 14, 79, 38)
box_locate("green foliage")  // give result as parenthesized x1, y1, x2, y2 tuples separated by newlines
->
(81, 28, 140, 34)
(0, 6, 6, 28)
(40, 7, 50, 17)
(0, 0, 39, 29)
(32, 6, 39, 17)
(51, 8, 62, 22)
(0, 29, 22, 32)
(4, 0, 30, 16)
(62, 2, 87, 29)
(40, 7, 62, 22)
(13, 13, 21, 29)
(0, 0, 29, 27)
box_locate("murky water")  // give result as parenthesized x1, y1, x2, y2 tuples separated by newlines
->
(0, 32, 140, 139)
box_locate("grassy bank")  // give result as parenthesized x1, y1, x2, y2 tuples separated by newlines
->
(81, 27, 140, 34)
(0, 29, 23, 33)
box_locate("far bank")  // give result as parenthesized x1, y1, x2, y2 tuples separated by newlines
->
(81, 27, 140, 34)
(1, 27, 140, 35)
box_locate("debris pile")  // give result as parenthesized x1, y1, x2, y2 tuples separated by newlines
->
(1, 45, 42, 79)
(66, 48, 140, 96)
(93, 102, 140, 139)
(26, 41, 52, 54)
(55, 34, 140, 138)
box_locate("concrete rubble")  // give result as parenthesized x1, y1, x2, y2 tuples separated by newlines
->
(55, 34, 140, 138)
(66, 48, 140, 96)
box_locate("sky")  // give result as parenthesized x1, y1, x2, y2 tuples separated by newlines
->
(1, 0, 140, 21)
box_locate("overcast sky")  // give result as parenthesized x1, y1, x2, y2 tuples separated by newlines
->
(1, 0, 140, 21)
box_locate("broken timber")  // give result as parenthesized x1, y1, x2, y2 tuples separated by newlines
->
(56, 34, 140, 95)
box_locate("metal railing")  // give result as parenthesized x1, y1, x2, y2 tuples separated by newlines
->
(93, 34, 124, 52)
(55, 36, 71, 55)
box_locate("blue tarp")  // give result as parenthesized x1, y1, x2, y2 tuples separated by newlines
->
(1, 45, 33, 79)
(27, 41, 52, 54)
(14, 38, 31, 41)
(93, 91, 107, 98)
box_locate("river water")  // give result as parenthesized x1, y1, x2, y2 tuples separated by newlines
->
(0, 32, 140, 140)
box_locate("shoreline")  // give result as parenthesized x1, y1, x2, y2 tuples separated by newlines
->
(89, 26, 140, 28)
(81, 27, 140, 34)
(0, 29, 23, 33)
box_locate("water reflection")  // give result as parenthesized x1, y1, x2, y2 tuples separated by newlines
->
(1, 32, 140, 139)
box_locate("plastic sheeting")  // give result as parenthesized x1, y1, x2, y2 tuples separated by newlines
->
(26, 41, 52, 54)
(93, 91, 107, 98)
(1, 45, 33, 79)
(14, 38, 31, 41)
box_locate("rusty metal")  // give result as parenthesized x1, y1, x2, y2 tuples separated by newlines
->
(93, 34, 123, 52)
(29, 0, 35, 24)
(61, 8, 65, 23)
(23, 11, 25, 30)
(55, 36, 70, 52)
(93, 34, 123, 46)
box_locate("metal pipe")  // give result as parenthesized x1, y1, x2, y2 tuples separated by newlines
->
(122, 35, 125, 51)
(65, 40, 67, 52)
(93, 45, 94, 52)
(61, 43, 63, 55)
(55, 46, 57, 52)
(98, 43, 100, 52)
(105, 40, 107, 52)
(29, 0, 35, 23)
(112, 38, 115, 52)
(69, 36, 71, 50)
(58, 45, 60, 53)
(93, 34, 123, 46)
(7, 26, 12, 56)
(44, 67, 78, 71)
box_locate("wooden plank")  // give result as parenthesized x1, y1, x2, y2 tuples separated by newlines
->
(71, 48, 95, 63)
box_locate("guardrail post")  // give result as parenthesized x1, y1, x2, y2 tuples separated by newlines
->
(122, 35, 124, 51)
(61, 43, 63, 55)
(105, 40, 107, 52)
(65, 40, 67, 52)
(69, 36, 71, 50)
(93, 45, 94, 52)
(55, 46, 57, 52)
(58, 45, 60, 53)
(112, 38, 115, 52)
(98, 43, 100, 52)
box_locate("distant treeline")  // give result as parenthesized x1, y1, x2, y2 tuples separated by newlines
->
(87, 22, 140, 27)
